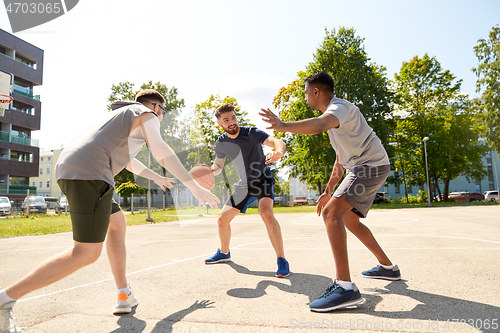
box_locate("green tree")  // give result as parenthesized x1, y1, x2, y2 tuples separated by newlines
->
(391, 55, 488, 200)
(273, 27, 393, 192)
(107, 81, 186, 205)
(473, 24, 500, 151)
(191, 94, 253, 198)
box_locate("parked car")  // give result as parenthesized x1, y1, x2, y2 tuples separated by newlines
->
(483, 190, 499, 202)
(293, 196, 308, 206)
(22, 196, 47, 214)
(451, 192, 484, 202)
(307, 198, 318, 205)
(373, 192, 390, 204)
(273, 196, 288, 206)
(55, 196, 69, 214)
(0, 196, 12, 216)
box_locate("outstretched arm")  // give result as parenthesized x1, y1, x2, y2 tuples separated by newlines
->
(259, 108, 340, 134)
(139, 113, 220, 209)
(263, 136, 286, 164)
(126, 158, 176, 191)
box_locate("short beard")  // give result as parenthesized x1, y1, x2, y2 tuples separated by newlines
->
(224, 125, 239, 135)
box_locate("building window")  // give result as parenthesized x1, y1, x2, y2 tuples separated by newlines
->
(46, 180, 50, 188)
(41, 157, 44, 162)
(407, 186, 412, 194)
(31, 181, 36, 187)
(47, 167, 50, 175)
(39, 168, 43, 175)
(48, 157, 51, 161)
(394, 171, 400, 194)
(38, 181, 42, 188)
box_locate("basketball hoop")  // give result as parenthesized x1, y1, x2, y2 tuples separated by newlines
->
(0, 94, 13, 117)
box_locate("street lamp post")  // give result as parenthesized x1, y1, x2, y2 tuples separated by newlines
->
(196, 143, 206, 216)
(422, 137, 432, 207)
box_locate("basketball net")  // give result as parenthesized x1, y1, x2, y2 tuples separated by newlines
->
(0, 94, 13, 117)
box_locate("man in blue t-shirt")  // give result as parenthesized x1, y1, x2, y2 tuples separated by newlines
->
(204, 103, 290, 278)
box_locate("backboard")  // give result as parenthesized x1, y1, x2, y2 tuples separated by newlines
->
(0, 70, 13, 97)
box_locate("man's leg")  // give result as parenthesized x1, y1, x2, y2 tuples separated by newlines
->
(5, 241, 103, 300)
(218, 205, 240, 254)
(321, 194, 355, 282)
(106, 210, 128, 289)
(257, 197, 285, 258)
(343, 212, 392, 266)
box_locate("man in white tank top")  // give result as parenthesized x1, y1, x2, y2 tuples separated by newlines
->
(0, 90, 219, 329)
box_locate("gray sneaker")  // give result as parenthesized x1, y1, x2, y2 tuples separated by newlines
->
(1, 301, 22, 333)
(362, 264, 401, 280)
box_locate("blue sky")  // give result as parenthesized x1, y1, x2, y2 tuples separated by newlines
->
(1, 0, 499, 151)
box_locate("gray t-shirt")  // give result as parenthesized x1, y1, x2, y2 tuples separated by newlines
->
(55, 101, 154, 187)
(326, 97, 389, 169)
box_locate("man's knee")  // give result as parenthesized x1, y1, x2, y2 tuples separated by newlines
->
(259, 209, 274, 224)
(74, 242, 103, 265)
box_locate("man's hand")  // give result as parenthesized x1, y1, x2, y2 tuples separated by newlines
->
(265, 150, 284, 164)
(190, 184, 220, 210)
(316, 192, 332, 216)
(154, 176, 176, 191)
(259, 108, 286, 132)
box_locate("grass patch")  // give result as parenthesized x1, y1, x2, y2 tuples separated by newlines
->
(2, 201, 497, 238)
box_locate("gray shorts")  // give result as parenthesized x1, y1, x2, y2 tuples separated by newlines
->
(333, 164, 390, 218)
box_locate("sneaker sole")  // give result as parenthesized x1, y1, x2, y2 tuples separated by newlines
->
(205, 258, 231, 264)
(276, 272, 291, 278)
(310, 297, 364, 312)
(113, 299, 138, 315)
(362, 274, 401, 281)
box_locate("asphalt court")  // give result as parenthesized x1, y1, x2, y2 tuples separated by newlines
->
(1, 205, 500, 332)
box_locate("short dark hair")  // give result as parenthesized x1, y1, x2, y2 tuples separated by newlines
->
(135, 89, 166, 105)
(215, 103, 235, 119)
(305, 71, 334, 93)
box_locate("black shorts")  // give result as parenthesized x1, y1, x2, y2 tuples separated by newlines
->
(226, 179, 275, 213)
(57, 179, 121, 243)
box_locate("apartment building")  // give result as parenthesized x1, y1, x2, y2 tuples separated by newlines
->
(30, 149, 63, 198)
(0, 29, 44, 202)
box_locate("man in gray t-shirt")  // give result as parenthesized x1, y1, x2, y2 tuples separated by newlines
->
(260, 71, 400, 313)
(0, 90, 219, 329)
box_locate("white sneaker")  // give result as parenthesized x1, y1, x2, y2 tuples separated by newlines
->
(1, 301, 22, 333)
(113, 290, 138, 315)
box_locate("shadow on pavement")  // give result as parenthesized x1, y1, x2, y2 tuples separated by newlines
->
(226, 262, 333, 303)
(109, 300, 214, 333)
(361, 281, 500, 333)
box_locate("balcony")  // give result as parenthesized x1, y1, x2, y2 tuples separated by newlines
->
(0, 131, 39, 147)
(13, 84, 40, 101)
(0, 184, 37, 195)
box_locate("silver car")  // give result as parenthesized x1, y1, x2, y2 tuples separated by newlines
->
(0, 196, 11, 216)
(483, 190, 499, 202)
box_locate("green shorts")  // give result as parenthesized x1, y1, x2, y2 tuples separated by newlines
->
(57, 179, 121, 243)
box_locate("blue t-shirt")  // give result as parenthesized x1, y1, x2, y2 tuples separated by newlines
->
(215, 126, 273, 185)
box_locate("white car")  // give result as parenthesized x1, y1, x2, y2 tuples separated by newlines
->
(0, 196, 12, 216)
(483, 190, 499, 202)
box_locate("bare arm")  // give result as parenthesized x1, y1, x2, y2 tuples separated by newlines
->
(211, 157, 225, 176)
(126, 158, 176, 190)
(316, 155, 345, 216)
(259, 108, 340, 134)
(263, 136, 286, 164)
(139, 113, 219, 208)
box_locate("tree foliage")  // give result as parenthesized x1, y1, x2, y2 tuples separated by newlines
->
(473, 24, 500, 151)
(273, 27, 393, 192)
(391, 54, 488, 200)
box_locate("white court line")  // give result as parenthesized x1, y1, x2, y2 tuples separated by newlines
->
(18, 237, 307, 303)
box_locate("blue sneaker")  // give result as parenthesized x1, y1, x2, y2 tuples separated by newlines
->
(205, 249, 231, 264)
(309, 280, 364, 312)
(276, 257, 290, 278)
(362, 264, 401, 280)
